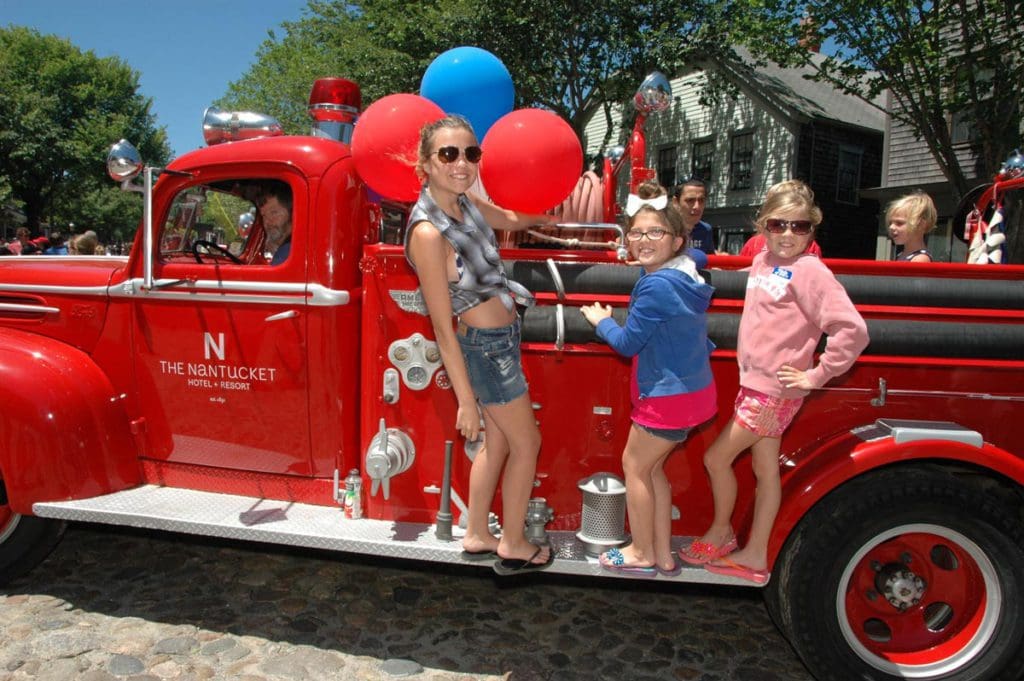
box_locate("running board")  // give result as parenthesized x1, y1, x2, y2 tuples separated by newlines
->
(33, 485, 757, 587)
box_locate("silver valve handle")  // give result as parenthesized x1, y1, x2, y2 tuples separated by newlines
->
(367, 418, 390, 498)
(365, 418, 415, 501)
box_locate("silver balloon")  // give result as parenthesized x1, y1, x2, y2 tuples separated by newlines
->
(633, 71, 672, 115)
(106, 139, 143, 181)
(1001, 149, 1024, 178)
(606, 145, 626, 163)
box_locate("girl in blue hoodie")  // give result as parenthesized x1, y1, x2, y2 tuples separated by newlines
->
(581, 181, 717, 576)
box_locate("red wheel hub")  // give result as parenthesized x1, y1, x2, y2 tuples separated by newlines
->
(844, 530, 989, 666)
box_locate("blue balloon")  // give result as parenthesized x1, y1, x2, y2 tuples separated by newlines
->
(420, 46, 514, 139)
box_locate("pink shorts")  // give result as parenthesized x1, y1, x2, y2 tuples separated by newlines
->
(733, 387, 804, 437)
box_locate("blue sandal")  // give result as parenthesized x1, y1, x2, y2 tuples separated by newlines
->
(599, 548, 657, 575)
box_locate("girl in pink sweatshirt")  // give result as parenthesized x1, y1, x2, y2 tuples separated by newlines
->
(682, 180, 869, 584)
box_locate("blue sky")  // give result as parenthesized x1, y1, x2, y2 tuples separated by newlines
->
(2, 0, 311, 156)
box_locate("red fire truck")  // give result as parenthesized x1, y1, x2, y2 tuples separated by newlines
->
(1, 77, 1022, 681)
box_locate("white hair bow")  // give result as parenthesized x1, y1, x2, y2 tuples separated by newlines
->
(625, 193, 668, 216)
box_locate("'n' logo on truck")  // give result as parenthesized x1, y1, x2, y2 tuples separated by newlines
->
(204, 332, 225, 361)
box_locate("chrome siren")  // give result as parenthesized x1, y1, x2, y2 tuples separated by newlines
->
(202, 107, 284, 146)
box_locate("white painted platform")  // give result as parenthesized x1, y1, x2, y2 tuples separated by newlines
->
(34, 485, 756, 586)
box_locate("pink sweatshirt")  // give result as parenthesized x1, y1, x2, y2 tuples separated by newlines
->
(738, 251, 869, 399)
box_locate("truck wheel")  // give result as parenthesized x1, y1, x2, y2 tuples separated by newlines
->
(0, 488, 66, 585)
(768, 468, 1024, 681)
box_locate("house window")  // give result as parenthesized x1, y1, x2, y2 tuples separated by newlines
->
(950, 109, 977, 144)
(950, 66, 995, 145)
(691, 139, 714, 182)
(657, 146, 677, 189)
(836, 145, 863, 205)
(729, 131, 754, 190)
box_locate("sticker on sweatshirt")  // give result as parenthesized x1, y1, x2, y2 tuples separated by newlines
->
(748, 268, 793, 301)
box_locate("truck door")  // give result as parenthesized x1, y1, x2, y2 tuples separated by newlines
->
(128, 176, 314, 476)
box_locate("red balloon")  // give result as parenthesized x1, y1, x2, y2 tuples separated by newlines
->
(480, 109, 583, 213)
(351, 94, 445, 201)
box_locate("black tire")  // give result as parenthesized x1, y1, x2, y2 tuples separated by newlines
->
(763, 548, 793, 637)
(0, 505, 66, 585)
(767, 467, 1024, 681)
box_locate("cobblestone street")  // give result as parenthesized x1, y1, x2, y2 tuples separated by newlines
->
(1, 524, 814, 680)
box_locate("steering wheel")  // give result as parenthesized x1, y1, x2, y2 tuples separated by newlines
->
(192, 239, 243, 264)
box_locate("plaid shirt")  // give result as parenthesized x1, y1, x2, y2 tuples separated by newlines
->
(406, 188, 533, 315)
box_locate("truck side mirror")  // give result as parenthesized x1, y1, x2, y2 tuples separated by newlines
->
(107, 139, 143, 182)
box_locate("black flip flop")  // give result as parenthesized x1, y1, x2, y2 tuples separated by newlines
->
(460, 549, 497, 562)
(492, 545, 553, 576)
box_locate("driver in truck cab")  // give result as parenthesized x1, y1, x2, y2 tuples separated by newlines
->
(258, 182, 293, 265)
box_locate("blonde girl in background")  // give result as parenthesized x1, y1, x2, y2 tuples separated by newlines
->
(887, 191, 937, 262)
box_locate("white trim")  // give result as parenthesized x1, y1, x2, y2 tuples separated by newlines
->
(111, 278, 350, 306)
(0, 303, 60, 314)
(0, 280, 350, 307)
(0, 283, 110, 296)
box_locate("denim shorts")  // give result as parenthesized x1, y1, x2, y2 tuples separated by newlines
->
(635, 422, 692, 443)
(456, 318, 528, 406)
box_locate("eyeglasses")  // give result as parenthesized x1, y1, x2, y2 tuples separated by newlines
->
(626, 228, 670, 242)
(435, 145, 482, 164)
(765, 219, 813, 235)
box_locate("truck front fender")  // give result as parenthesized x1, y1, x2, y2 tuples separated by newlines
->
(772, 425, 1024, 563)
(0, 328, 139, 514)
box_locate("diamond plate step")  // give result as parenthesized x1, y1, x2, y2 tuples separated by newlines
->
(34, 485, 755, 586)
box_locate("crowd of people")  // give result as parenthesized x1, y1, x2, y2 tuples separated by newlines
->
(0, 227, 126, 256)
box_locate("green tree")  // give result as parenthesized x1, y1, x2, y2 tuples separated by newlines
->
(0, 26, 170, 242)
(0, 175, 13, 209)
(217, 0, 434, 135)
(219, 0, 738, 151)
(738, 0, 1023, 199)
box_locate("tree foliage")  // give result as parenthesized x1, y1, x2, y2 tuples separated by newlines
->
(219, 0, 739, 152)
(738, 0, 1023, 199)
(0, 26, 170, 241)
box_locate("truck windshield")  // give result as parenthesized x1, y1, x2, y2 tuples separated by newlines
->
(161, 182, 261, 262)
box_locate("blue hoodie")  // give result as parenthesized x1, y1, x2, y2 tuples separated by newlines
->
(595, 256, 716, 399)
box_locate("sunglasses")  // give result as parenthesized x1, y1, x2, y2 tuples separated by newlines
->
(765, 218, 813, 235)
(435, 145, 483, 164)
(626, 228, 670, 242)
